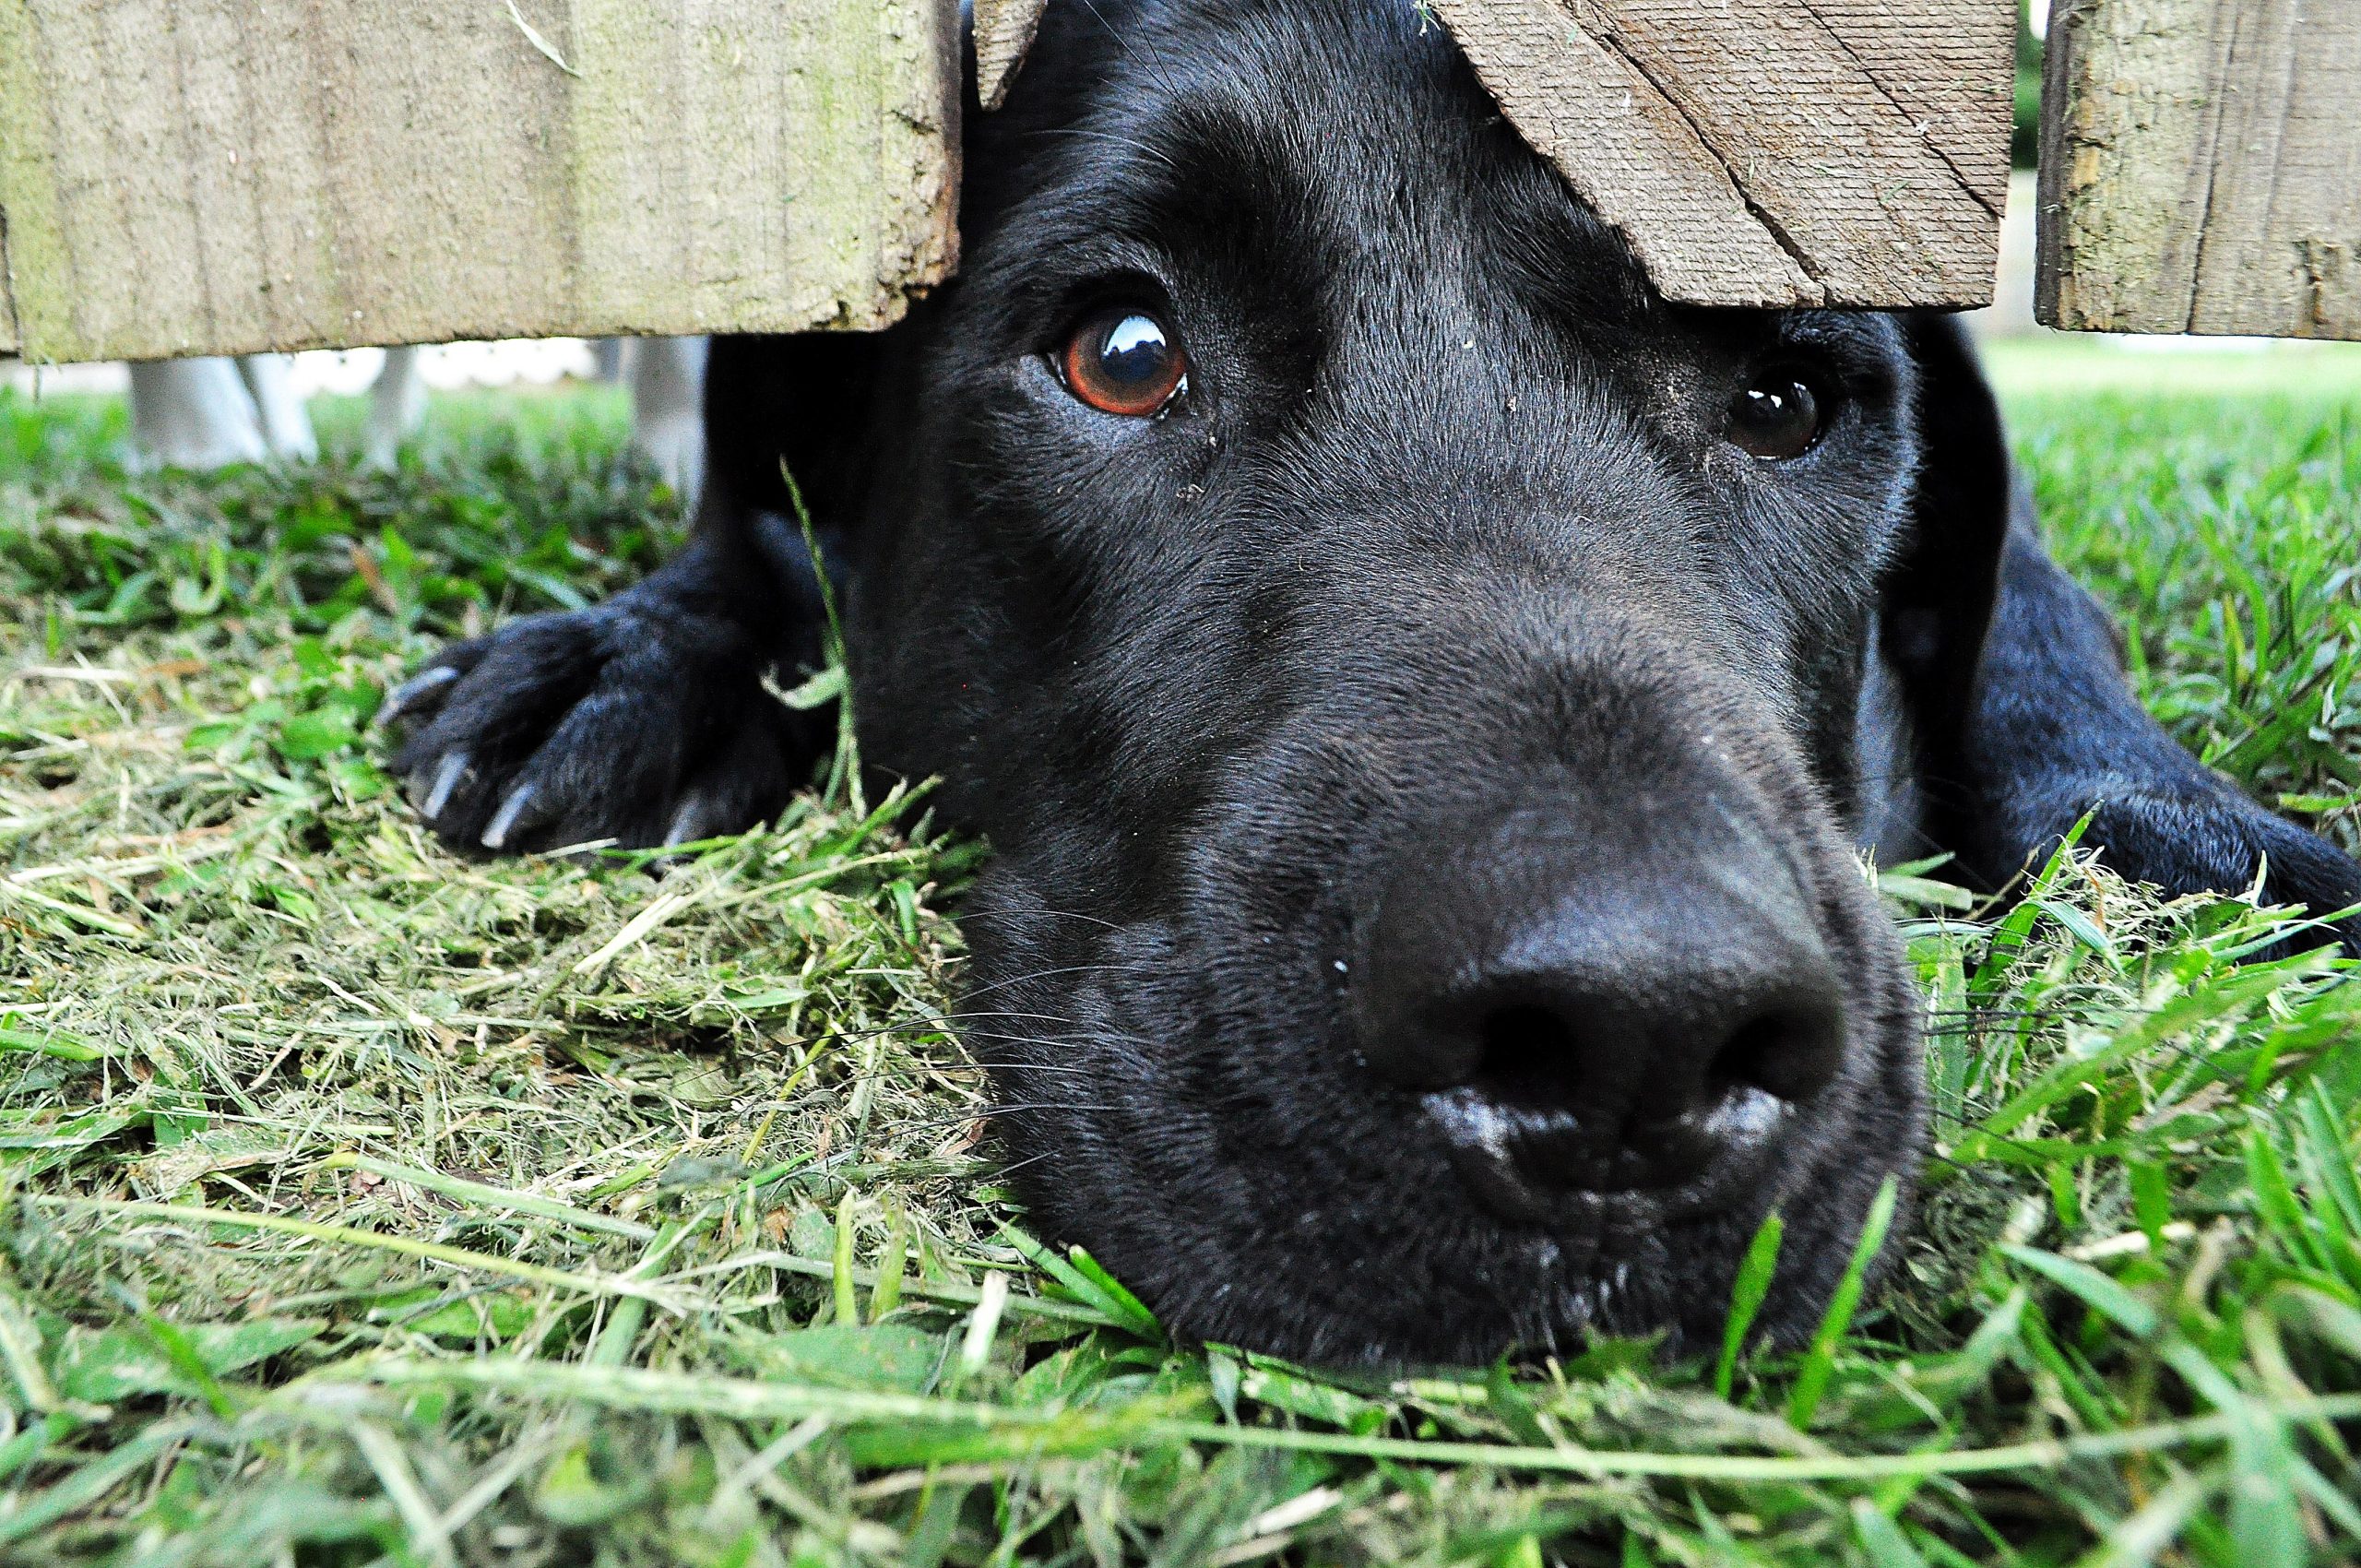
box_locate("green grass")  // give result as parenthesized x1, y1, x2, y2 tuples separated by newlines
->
(2, 362, 2358, 1566)
(1992, 343, 2361, 856)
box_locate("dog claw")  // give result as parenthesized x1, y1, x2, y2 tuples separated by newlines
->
(421, 751, 469, 820)
(380, 665, 459, 724)
(664, 794, 714, 849)
(481, 784, 537, 849)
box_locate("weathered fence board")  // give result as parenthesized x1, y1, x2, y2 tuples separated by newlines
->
(0, 0, 958, 363)
(0, 209, 18, 355)
(976, 0, 2013, 310)
(974, 0, 1044, 112)
(2037, 0, 2361, 339)
(1431, 0, 2013, 308)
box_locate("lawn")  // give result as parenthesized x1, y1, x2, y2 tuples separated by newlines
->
(3, 344, 2359, 1567)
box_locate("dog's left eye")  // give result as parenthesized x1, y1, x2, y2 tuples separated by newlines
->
(1058, 307, 1188, 418)
(1726, 368, 1827, 461)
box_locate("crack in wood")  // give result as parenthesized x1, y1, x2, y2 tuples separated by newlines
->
(0, 201, 19, 358)
(1582, 15, 1830, 290)
(2040, 0, 2358, 340)
(986, 0, 2002, 309)
(1790, 0, 2004, 220)
(2180, 2, 2245, 332)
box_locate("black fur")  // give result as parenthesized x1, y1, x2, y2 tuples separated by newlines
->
(387, 0, 2361, 1363)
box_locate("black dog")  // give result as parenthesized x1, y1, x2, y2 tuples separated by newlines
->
(386, 0, 2361, 1363)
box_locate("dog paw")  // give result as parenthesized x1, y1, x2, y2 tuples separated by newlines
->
(383, 595, 814, 856)
(2070, 781, 2361, 954)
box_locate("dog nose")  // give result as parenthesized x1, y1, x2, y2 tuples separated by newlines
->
(1348, 805, 1848, 1197)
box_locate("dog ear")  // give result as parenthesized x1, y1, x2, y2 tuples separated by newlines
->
(1881, 311, 2013, 839)
(694, 320, 921, 659)
(698, 326, 911, 537)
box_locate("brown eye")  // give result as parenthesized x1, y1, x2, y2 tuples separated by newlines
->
(1059, 307, 1187, 417)
(1726, 369, 1826, 460)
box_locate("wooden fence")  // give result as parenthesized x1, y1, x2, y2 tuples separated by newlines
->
(1, 1, 2351, 361)
(2037, 0, 2359, 339)
(0, 0, 958, 362)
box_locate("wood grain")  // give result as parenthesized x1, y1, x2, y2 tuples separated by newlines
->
(0, 214, 17, 354)
(973, 0, 2010, 309)
(0, 0, 959, 363)
(1432, 0, 2012, 308)
(974, 0, 1047, 113)
(2037, 0, 2361, 339)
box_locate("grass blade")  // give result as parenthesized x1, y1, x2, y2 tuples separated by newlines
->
(1714, 1211, 1783, 1401)
(318, 1152, 657, 1240)
(1786, 1175, 1899, 1430)
(36, 1198, 690, 1311)
(1999, 1245, 2160, 1339)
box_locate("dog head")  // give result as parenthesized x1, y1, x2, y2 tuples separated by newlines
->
(769, 0, 2006, 1362)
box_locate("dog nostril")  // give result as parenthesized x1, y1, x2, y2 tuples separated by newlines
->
(1707, 1000, 1845, 1105)
(1440, 985, 1846, 1124)
(1469, 1003, 1584, 1111)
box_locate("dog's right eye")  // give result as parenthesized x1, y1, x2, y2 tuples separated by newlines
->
(1726, 367, 1828, 461)
(1057, 307, 1188, 418)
